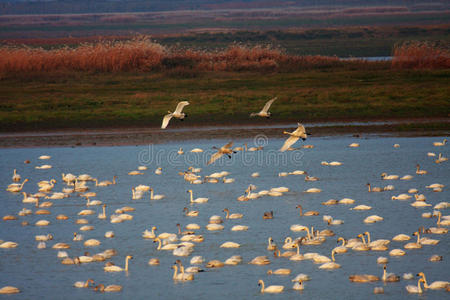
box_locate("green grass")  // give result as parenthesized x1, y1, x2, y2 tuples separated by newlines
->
(1, 68, 449, 131)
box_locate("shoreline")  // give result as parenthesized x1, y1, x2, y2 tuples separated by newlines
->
(1, 118, 448, 148)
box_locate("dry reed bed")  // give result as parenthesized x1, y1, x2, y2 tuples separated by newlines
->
(0, 37, 448, 77)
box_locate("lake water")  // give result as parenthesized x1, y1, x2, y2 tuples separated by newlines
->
(0, 135, 448, 299)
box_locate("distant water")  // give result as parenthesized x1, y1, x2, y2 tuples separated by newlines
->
(0, 135, 448, 299)
(341, 56, 392, 61)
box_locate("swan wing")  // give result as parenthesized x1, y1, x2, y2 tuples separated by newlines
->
(174, 101, 190, 114)
(223, 141, 234, 149)
(280, 136, 299, 152)
(261, 97, 277, 113)
(208, 152, 224, 165)
(293, 123, 307, 139)
(161, 113, 174, 129)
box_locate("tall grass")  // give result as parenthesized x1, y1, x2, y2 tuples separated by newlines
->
(392, 41, 450, 69)
(0, 36, 447, 78)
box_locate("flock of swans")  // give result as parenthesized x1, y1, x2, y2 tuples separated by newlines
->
(1, 109, 449, 297)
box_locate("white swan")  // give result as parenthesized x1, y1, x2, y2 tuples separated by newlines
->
(405, 278, 425, 294)
(142, 226, 157, 239)
(250, 97, 277, 118)
(208, 141, 235, 165)
(0, 286, 20, 294)
(417, 272, 449, 289)
(161, 101, 190, 129)
(391, 193, 411, 200)
(12, 169, 21, 182)
(220, 241, 240, 248)
(103, 255, 132, 272)
(231, 225, 248, 231)
(258, 280, 284, 293)
(6, 179, 28, 192)
(366, 183, 382, 192)
(280, 123, 307, 152)
(187, 190, 208, 203)
(416, 164, 427, 175)
(381, 173, 399, 180)
(173, 244, 194, 256)
(172, 265, 194, 281)
(433, 138, 447, 146)
(223, 208, 243, 219)
(150, 188, 165, 200)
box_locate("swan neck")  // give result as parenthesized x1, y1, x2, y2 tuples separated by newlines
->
(173, 265, 178, 279)
(260, 280, 265, 293)
(366, 232, 371, 243)
(189, 191, 193, 203)
(225, 210, 230, 219)
(416, 232, 420, 244)
(331, 250, 335, 261)
(305, 227, 311, 240)
(132, 188, 135, 199)
(102, 205, 106, 216)
(151, 189, 154, 200)
(360, 235, 366, 245)
(296, 243, 300, 255)
(298, 206, 303, 216)
(418, 279, 423, 293)
(125, 257, 129, 271)
(113, 177, 116, 184)
(156, 238, 161, 250)
(95, 179, 98, 186)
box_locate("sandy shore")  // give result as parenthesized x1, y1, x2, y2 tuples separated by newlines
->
(1, 119, 448, 148)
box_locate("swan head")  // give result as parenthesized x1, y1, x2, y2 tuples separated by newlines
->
(94, 284, 108, 292)
(126, 255, 133, 260)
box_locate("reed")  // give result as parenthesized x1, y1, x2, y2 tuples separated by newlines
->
(0, 37, 387, 78)
(392, 41, 450, 69)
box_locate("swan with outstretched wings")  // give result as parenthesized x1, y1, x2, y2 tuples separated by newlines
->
(250, 97, 277, 118)
(207, 141, 235, 165)
(161, 101, 190, 129)
(280, 123, 307, 152)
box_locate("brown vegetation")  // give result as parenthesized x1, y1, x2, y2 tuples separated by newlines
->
(0, 36, 448, 78)
(392, 41, 450, 69)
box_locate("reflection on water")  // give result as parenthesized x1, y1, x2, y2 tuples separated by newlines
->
(0, 135, 448, 299)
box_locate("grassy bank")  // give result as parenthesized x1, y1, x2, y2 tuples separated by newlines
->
(1, 67, 449, 132)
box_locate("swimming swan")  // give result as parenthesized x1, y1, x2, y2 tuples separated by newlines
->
(187, 190, 208, 204)
(258, 280, 284, 293)
(103, 255, 132, 272)
(405, 278, 425, 294)
(417, 272, 449, 289)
